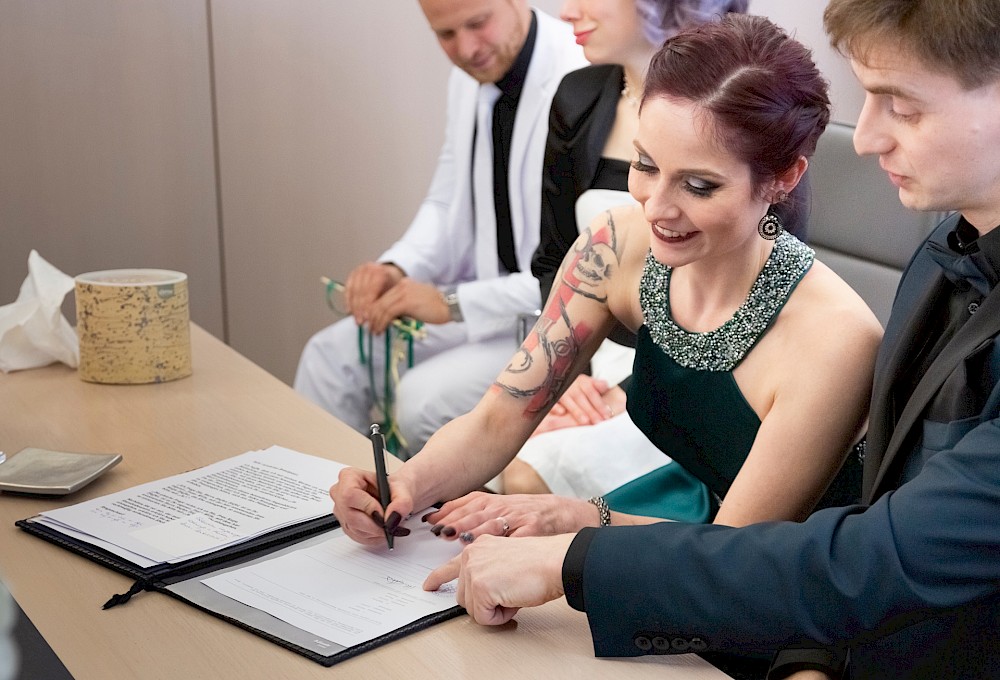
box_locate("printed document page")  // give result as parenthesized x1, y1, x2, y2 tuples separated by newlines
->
(202, 512, 461, 648)
(35, 446, 344, 564)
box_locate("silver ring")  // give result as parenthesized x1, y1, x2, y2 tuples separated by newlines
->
(497, 516, 510, 537)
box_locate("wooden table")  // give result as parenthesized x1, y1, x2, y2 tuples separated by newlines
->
(0, 326, 730, 679)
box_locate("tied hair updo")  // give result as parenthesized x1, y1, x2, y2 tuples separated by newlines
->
(641, 14, 831, 234)
(634, 0, 750, 47)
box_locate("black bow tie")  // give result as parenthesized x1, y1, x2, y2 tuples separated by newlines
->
(925, 239, 992, 296)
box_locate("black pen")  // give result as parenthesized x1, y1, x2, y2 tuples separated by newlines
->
(370, 424, 394, 550)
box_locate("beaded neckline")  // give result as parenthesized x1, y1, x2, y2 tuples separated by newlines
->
(639, 231, 814, 372)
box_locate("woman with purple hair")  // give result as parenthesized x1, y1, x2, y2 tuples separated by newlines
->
(504, 0, 751, 520)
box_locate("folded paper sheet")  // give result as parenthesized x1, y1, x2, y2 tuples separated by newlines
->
(0, 250, 79, 373)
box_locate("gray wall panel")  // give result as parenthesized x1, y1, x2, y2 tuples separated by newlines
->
(0, 0, 873, 386)
(0, 0, 223, 339)
(211, 0, 455, 384)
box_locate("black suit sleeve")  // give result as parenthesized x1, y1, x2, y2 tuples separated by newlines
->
(532, 77, 585, 306)
(560, 416, 1000, 658)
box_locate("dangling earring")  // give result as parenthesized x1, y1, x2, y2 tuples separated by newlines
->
(758, 210, 783, 240)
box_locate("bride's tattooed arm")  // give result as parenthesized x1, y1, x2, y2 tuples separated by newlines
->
(494, 212, 622, 416)
(563, 212, 619, 302)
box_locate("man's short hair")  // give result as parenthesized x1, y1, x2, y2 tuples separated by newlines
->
(824, 0, 1000, 89)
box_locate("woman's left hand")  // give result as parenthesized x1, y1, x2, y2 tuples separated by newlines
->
(422, 491, 594, 542)
(423, 533, 576, 625)
(531, 378, 627, 436)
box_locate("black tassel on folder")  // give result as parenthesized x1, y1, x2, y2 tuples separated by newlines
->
(103, 579, 151, 609)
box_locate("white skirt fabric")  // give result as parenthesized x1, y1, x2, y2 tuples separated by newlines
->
(515, 409, 670, 499)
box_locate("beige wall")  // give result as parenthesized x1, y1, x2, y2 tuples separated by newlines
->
(211, 0, 456, 384)
(0, 0, 224, 338)
(748, 0, 865, 124)
(0, 1, 864, 385)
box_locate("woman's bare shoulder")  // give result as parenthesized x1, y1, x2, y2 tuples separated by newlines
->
(582, 205, 647, 327)
(783, 258, 884, 353)
(742, 257, 882, 419)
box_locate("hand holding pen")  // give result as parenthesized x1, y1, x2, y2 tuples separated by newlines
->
(370, 424, 395, 550)
(328, 427, 416, 547)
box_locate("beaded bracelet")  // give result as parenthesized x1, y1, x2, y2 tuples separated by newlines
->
(588, 496, 611, 527)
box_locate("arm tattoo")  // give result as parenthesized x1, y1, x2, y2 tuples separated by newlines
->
(493, 213, 621, 416)
(563, 211, 619, 302)
(495, 295, 589, 414)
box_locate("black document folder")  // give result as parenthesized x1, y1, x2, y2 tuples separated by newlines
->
(16, 513, 464, 666)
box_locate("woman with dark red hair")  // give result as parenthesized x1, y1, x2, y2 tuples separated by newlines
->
(332, 15, 880, 569)
(504, 0, 753, 523)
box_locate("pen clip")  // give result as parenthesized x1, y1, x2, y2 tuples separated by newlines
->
(370, 424, 388, 455)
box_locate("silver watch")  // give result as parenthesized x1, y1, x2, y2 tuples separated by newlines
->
(442, 287, 463, 323)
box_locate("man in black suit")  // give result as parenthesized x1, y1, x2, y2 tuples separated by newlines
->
(426, 1, 1000, 677)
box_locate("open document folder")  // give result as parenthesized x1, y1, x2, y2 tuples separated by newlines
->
(32, 446, 341, 566)
(17, 446, 463, 666)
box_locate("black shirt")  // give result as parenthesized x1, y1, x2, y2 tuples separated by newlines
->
(488, 10, 537, 274)
(907, 216, 1000, 421)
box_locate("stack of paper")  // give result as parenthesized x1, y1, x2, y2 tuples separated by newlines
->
(201, 513, 461, 648)
(34, 446, 345, 567)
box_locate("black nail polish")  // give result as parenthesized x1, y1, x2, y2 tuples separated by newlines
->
(391, 526, 411, 537)
(385, 511, 401, 533)
(430, 524, 444, 536)
(421, 512, 434, 523)
(442, 526, 457, 537)
(459, 532, 474, 543)
(370, 511, 384, 527)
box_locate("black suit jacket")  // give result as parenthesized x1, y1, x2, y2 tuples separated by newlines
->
(531, 63, 623, 302)
(530, 64, 636, 348)
(568, 214, 1000, 679)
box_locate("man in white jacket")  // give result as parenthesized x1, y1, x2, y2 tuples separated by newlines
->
(295, 0, 584, 455)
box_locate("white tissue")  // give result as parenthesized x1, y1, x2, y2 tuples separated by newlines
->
(0, 250, 79, 372)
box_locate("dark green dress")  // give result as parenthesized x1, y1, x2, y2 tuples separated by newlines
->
(606, 232, 819, 521)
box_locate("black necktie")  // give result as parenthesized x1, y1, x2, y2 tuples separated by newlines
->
(492, 92, 519, 273)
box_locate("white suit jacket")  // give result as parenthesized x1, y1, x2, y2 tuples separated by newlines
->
(378, 9, 586, 342)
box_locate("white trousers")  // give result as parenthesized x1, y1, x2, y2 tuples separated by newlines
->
(294, 317, 515, 456)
